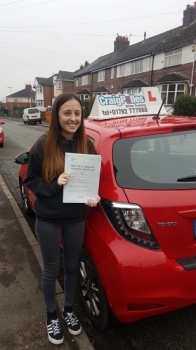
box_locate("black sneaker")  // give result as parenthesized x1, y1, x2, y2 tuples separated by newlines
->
(46, 318, 64, 345)
(62, 310, 82, 335)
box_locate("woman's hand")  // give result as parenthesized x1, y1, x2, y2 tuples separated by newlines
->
(85, 195, 101, 207)
(57, 172, 70, 186)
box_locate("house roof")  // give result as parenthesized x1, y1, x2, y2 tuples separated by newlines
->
(74, 21, 196, 77)
(92, 86, 109, 93)
(35, 76, 54, 86)
(77, 89, 91, 94)
(122, 79, 149, 88)
(156, 72, 189, 83)
(57, 70, 75, 80)
(7, 88, 35, 99)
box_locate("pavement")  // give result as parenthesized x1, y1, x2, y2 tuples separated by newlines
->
(0, 173, 94, 350)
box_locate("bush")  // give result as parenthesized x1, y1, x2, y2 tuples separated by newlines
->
(82, 96, 96, 118)
(173, 94, 196, 116)
(82, 100, 89, 118)
(13, 106, 24, 118)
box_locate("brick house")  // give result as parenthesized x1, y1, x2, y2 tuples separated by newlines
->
(53, 70, 75, 104)
(6, 84, 35, 117)
(33, 76, 55, 109)
(34, 71, 75, 108)
(74, 3, 196, 110)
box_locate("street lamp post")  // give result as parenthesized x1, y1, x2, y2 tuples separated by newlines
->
(7, 86, 12, 117)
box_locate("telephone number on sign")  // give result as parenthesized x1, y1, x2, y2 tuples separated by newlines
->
(102, 107, 148, 116)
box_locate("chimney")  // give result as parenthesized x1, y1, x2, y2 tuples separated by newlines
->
(25, 84, 32, 91)
(114, 35, 129, 52)
(144, 32, 146, 42)
(183, 2, 196, 27)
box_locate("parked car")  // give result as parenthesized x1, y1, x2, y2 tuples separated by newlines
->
(15, 88, 196, 331)
(23, 107, 42, 125)
(0, 120, 5, 147)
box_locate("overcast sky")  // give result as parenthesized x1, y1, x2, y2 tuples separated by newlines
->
(0, 0, 191, 101)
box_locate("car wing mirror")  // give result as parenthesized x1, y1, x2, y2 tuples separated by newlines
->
(14, 152, 29, 164)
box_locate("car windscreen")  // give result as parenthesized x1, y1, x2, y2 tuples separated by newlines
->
(113, 130, 196, 189)
(28, 108, 39, 114)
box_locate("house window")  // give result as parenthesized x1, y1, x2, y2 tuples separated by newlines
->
(75, 79, 78, 87)
(131, 59, 143, 74)
(165, 49, 182, 67)
(92, 92, 107, 97)
(56, 81, 62, 89)
(80, 95, 89, 100)
(82, 75, 88, 85)
(37, 85, 43, 93)
(111, 67, 114, 79)
(97, 70, 105, 82)
(117, 65, 124, 77)
(160, 83, 185, 104)
(123, 88, 141, 94)
(37, 100, 44, 107)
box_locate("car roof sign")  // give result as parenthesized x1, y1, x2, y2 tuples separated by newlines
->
(89, 87, 166, 120)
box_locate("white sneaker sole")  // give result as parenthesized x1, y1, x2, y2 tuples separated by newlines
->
(68, 326, 82, 336)
(48, 334, 64, 345)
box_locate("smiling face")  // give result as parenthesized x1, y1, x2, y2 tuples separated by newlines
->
(58, 98, 82, 139)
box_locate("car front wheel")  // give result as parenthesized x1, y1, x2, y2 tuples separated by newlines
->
(78, 248, 109, 331)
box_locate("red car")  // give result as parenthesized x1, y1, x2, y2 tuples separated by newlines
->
(15, 88, 196, 331)
(0, 120, 5, 147)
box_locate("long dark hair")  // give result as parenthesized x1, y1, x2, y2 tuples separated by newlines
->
(42, 93, 89, 183)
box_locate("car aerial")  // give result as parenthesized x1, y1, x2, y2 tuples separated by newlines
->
(0, 120, 5, 147)
(15, 87, 196, 331)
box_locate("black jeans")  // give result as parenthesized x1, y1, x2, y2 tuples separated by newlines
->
(35, 218, 85, 313)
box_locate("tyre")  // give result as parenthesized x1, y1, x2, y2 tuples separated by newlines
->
(39, 121, 41, 124)
(0, 143, 3, 147)
(28, 119, 31, 125)
(23, 120, 26, 124)
(20, 181, 34, 216)
(78, 248, 109, 331)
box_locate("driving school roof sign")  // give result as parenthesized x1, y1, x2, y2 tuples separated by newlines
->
(89, 87, 166, 119)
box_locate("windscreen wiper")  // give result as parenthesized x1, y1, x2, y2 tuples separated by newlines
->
(177, 175, 196, 182)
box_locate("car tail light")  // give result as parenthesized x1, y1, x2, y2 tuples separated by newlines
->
(101, 200, 159, 249)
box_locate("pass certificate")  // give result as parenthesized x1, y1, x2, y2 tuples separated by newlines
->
(63, 153, 101, 203)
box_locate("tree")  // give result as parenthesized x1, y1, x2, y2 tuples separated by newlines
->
(79, 60, 89, 70)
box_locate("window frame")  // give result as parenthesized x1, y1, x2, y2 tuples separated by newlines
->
(36, 85, 43, 93)
(131, 59, 143, 74)
(160, 83, 185, 105)
(97, 70, 105, 82)
(37, 100, 44, 107)
(111, 67, 114, 79)
(117, 65, 124, 78)
(164, 48, 182, 67)
(56, 81, 62, 89)
(82, 75, 88, 86)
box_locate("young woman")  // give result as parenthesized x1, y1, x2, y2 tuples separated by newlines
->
(24, 93, 100, 345)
